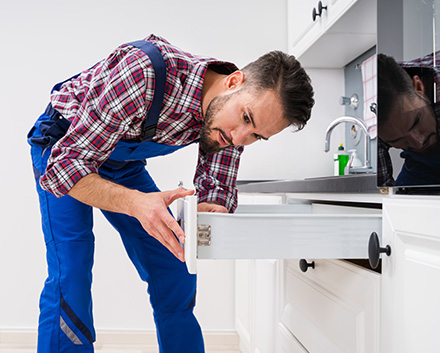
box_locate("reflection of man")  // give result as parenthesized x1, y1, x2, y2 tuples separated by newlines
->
(377, 52, 440, 186)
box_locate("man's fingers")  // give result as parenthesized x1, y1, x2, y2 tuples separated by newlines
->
(163, 187, 195, 205)
(148, 208, 186, 261)
(154, 217, 185, 262)
(163, 211, 186, 244)
(135, 189, 193, 262)
(197, 202, 228, 213)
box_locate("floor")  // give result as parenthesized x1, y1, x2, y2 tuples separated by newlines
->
(0, 331, 241, 353)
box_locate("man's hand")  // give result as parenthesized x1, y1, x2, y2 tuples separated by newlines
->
(197, 201, 228, 213)
(68, 173, 194, 262)
(131, 187, 195, 262)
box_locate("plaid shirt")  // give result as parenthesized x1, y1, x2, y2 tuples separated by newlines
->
(40, 34, 243, 212)
(377, 51, 440, 186)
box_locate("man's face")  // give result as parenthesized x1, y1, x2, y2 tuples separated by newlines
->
(380, 92, 439, 155)
(200, 88, 289, 154)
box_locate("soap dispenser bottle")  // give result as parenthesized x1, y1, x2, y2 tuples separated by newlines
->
(346, 149, 362, 174)
(334, 143, 349, 176)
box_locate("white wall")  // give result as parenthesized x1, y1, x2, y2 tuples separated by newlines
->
(0, 0, 291, 332)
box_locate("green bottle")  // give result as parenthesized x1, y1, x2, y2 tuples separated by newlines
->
(337, 143, 349, 175)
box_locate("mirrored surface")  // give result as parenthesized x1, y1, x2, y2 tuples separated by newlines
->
(377, 0, 440, 187)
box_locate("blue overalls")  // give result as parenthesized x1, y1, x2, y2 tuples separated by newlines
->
(27, 41, 204, 353)
(397, 150, 440, 186)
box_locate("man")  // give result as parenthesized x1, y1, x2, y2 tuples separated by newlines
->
(377, 52, 440, 186)
(27, 34, 314, 353)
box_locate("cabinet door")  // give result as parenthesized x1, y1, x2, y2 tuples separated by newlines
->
(288, 0, 376, 68)
(381, 197, 440, 353)
(179, 196, 382, 274)
(287, 0, 359, 55)
(326, 0, 358, 27)
(287, 0, 323, 53)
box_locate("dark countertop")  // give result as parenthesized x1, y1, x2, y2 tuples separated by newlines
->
(237, 174, 380, 194)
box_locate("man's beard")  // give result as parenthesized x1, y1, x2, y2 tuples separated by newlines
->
(199, 93, 235, 154)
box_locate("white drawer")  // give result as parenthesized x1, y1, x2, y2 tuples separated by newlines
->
(178, 196, 382, 274)
(279, 322, 309, 353)
(280, 259, 381, 353)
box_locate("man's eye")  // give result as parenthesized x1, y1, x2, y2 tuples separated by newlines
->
(410, 114, 420, 131)
(244, 114, 250, 123)
(254, 134, 262, 140)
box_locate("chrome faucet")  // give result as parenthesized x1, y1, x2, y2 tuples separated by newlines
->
(324, 116, 373, 173)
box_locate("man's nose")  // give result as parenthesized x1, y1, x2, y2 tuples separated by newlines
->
(409, 131, 426, 151)
(231, 126, 252, 146)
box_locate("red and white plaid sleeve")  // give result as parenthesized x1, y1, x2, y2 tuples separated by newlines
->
(40, 48, 155, 197)
(194, 145, 244, 212)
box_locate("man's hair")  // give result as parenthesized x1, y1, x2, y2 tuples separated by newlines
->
(241, 51, 314, 131)
(377, 53, 415, 125)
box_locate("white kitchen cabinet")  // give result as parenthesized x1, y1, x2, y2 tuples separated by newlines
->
(287, 0, 376, 68)
(235, 195, 284, 353)
(230, 193, 440, 353)
(178, 194, 382, 352)
(288, 0, 356, 54)
(279, 322, 309, 353)
(235, 259, 253, 353)
(287, 0, 325, 56)
(381, 196, 440, 353)
(280, 259, 380, 353)
(236, 259, 280, 353)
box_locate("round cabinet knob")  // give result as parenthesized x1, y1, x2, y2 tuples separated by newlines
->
(318, 1, 328, 15)
(312, 1, 328, 21)
(299, 259, 315, 272)
(368, 231, 391, 269)
(312, 7, 319, 21)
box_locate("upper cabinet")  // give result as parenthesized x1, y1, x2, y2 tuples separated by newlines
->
(287, 0, 377, 68)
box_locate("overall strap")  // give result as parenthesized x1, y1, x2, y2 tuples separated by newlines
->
(128, 40, 166, 141)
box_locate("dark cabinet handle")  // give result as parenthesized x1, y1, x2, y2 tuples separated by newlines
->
(368, 231, 391, 269)
(299, 259, 315, 272)
(318, 1, 327, 14)
(312, 7, 319, 21)
(312, 1, 328, 21)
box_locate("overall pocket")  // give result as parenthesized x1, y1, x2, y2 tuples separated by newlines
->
(27, 104, 70, 181)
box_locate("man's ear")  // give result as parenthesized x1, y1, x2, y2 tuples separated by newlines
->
(225, 71, 245, 90)
(412, 75, 425, 95)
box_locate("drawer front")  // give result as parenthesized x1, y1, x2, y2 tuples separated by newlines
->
(178, 196, 382, 274)
(281, 259, 381, 353)
(279, 322, 309, 353)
